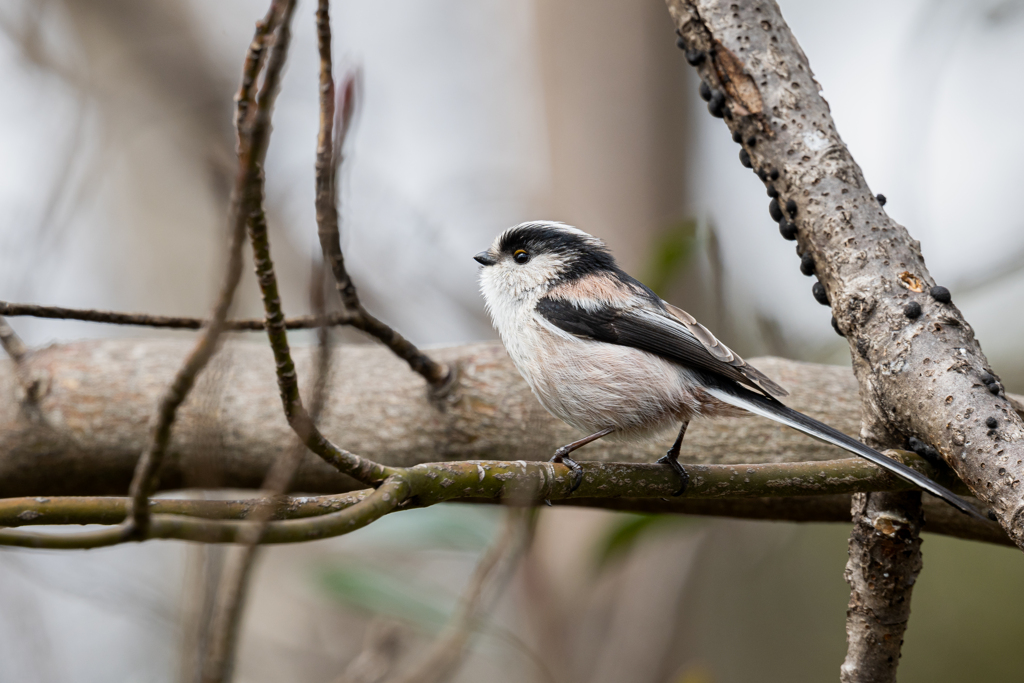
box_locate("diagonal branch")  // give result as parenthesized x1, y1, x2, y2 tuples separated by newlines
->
(662, 1, 1022, 679)
(665, 0, 1024, 548)
(313, 3, 450, 391)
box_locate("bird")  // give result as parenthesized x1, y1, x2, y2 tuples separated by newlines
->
(474, 220, 981, 519)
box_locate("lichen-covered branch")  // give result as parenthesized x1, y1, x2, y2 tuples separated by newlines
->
(0, 454, 1007, 549)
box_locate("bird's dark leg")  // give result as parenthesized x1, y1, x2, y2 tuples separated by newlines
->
(656, 420, 690, 496)
(550, 427, 616, 495)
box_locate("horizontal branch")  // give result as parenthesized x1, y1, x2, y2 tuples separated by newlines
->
(0, 300, 351, 331)
(3, 339, 972, 497)
(0, 455, 1007, 547)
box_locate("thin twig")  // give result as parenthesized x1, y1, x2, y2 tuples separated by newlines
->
(243, 0, 392, 487)
(122, 2, 289, 539)
(313, 1, 450, 390)
(0, 300, 352, 330)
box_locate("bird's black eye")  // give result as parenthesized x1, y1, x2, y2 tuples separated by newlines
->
(513, 249, 530, 264)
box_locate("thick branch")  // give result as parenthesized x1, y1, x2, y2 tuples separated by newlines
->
(665, 0, 1024, 549)
(2, 339, 959, 495)
(841, 491, 923, 683)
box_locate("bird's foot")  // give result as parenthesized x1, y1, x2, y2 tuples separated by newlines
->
(656, 452, 689, 497)
(550, 449, 584, 495)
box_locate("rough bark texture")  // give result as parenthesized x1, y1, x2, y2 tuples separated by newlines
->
(666, 0, 1024, 546)
(664, 1, 1024, 677)
(0, 339, 879, 497)
(840, 491, 923, 683)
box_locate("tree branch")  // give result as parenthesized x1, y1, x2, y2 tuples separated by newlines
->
(312, 5, 450, 391)
(665, 0, 1024, 548)
(840, 491, 923, 683)
(0, 300, 353, 330)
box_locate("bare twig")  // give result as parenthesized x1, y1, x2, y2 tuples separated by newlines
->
(383, 508, 536, 683)
(122, 0, 290, 539)
(0, 300, 352, 330)
(242, 1, 392, 488)
(313, 1, 450, 390)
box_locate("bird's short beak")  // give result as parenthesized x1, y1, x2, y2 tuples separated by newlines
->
(474, 251, 497, 266)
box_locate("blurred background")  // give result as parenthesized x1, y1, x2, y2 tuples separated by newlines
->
(2, 0, 1024, 681)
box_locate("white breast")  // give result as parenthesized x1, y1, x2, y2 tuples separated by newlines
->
(499, 312, 705, 439)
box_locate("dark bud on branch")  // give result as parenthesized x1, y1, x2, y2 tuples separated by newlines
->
(779, 219, 797, 241)
(746, 136, 756, 147)
(769, 198, 783, 222)
(708, 90, 726, 117)
(930, 285, 951, 304)
(767, 184, 779, 198)
(904, 301, 922, 319)
(699, 81, 712, 102)
(876, 193, 887, 206)
(739, 149, 752, 168)
(799, 253, 816, 276)
(785, 199, 798, 218)
(756, 167, 768, 181)
(812, 281, 829, 305)
(831, 315, 844, 337)
(986, 416, 998, 429)
(676, 35, 687, 50)
(769, 168, 780, 181)
(686, 49, 706, 66)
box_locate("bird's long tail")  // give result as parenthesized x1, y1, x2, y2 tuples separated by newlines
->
(705, 385, 985, 520)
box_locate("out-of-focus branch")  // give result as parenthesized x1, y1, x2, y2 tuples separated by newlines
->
(123, 0, 292, 539)
(312, 3, 449, 391)
(5, 340, 1024, 497)
(0, 316, 27, 363)
(0, 300, 353, 330)
(202, 269, 335, 683)
(383, 509, 536, 683)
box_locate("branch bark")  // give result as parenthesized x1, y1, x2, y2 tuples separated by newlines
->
(663, 0, 1024, 678)
(2, 339, 970, 495)
(665, 0, 1024, 546)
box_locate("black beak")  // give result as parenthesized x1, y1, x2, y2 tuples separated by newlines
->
(474, 251, 497, 266)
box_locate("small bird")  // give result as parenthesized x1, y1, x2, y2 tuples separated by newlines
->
(475, 221, 980, 518)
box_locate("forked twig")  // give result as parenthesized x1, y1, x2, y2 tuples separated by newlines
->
(313, 0, 450, 390)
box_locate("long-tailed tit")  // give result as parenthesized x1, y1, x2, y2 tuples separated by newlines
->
(475, 221, 980, 518)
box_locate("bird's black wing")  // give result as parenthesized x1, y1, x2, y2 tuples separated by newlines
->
(535, 296, 787, 397)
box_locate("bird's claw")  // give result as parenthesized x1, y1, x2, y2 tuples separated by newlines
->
(656, 453, 689, 497)
(550, 451, 584, 494)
